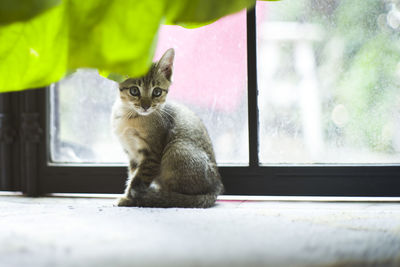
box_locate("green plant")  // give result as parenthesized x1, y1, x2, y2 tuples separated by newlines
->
(0, 0, 278, 92)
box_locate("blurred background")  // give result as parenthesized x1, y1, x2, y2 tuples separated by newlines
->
(257, 0, 400, 164)
(50, 0, 400, 165)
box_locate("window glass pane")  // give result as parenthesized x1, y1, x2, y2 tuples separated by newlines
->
(50, 71, 124, 163)
(257, 1, 400, 164)
(50, 10, 248, 165)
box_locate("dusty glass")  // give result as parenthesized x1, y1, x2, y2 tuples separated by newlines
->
(50, 10, 248, 165)
(257, 0, 400, 164)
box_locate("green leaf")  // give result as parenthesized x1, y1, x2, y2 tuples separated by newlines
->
(66, 0, 164, 78)
(0, 3, 67, 92)
(165, 0, 256, 28)
(0, 0, 61, 25)
(0, 0, 277, 92)
(0, 0, 164, 92)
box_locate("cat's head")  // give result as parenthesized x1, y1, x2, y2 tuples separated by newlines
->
(118, 48, 175, 116)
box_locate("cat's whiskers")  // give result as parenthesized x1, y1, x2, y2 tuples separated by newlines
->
(123, 108, 136, 120)
(153, 109, 168, 128)
(157, 108, 174, 122)
(156, 110, 173, 128)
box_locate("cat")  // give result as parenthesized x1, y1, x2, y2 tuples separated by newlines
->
(111, 48, 224, 208)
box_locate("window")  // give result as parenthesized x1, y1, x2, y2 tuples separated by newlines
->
(50, 10, 248, 165)
(2, 2, 400, 196)
(257, 1, 400, 164)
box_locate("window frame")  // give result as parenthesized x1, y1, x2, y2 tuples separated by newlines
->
(1, 8, 400, 196)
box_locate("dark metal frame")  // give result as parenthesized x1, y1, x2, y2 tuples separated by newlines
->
(1, 8, 400, 196)
(0, 90, 45, 194)
(0, 92, 20, 191)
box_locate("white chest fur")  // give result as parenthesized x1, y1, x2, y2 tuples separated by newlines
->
(111, 102, 149, 161)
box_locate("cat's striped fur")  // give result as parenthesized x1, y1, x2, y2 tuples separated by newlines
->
(112, 48, 223, 208)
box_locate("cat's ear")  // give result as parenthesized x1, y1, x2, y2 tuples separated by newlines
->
(158, 48, 175, 81)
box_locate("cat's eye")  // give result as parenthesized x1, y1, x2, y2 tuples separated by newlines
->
(129, 86, 140, 97)
(152, 87, 163, 97)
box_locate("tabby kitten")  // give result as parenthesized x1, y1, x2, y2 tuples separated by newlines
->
(112, 48, 224, 208)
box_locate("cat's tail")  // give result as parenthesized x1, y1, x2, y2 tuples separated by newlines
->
(133, 184, 223, 208)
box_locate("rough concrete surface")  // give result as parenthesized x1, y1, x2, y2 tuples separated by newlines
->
(1, 195, 400, 267)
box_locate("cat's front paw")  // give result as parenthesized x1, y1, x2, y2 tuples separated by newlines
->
(132, 178, 149, 193)
(117, 197, 135, 207)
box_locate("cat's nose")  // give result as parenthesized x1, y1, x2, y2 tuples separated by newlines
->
(141, 103, 151, 111)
